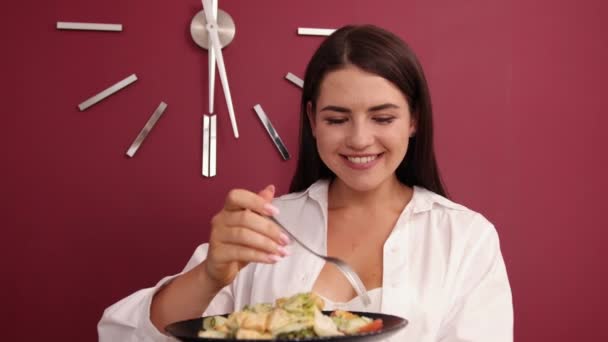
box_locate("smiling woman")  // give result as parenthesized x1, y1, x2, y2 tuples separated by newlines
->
(291, 25, 445, 198)
(98, 25, 513, 342)
(306, 65, 415, 193)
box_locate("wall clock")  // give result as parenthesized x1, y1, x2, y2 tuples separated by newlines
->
(57, 0, 334, 178)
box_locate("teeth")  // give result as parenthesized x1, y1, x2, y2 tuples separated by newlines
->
(347, 155, 377, 164)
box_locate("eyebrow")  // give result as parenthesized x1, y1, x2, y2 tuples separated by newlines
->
(319, 103, 400, 113)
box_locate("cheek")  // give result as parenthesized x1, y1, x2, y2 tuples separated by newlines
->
(315, 134, 335, 155)
(314, 126, 339, 149)
(382, 127, 410, 153)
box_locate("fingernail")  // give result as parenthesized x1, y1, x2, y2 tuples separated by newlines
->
(264, 203, 280, 216)
(279, 233, 291, 246)
(277, 246, 291, 257)
(267, 254, 282, 263)
(268, 184, 275, 194)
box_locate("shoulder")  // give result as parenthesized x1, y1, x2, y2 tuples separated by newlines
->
(413, 186, 472, 213)
(409, 189, 507, 287)
(412, 186, 497, 240)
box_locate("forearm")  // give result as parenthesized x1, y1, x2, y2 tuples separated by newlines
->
(150, 260, 224, 332)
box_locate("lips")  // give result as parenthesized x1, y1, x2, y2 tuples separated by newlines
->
(346, 155, 378, 164)
(341, 153, 383, 169)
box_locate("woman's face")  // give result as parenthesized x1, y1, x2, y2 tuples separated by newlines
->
(308, 64, 416, 192)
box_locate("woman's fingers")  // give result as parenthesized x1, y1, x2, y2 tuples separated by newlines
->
(258, 184, 275, 202)
(224, 188, 280, 217)
(221, 209, 289, 246)
(212, 242, 286, 264)
(220, 185, 289, 247)
(216, 224, 290, 257)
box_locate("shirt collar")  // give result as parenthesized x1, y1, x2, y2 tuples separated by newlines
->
(307, 179, 330, 206)
(304, 179, 440, 214)
(411, 186, 435, 214)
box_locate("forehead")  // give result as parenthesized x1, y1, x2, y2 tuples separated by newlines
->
(317, 65, 408, 108)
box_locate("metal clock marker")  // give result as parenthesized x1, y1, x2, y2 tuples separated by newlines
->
(285, 72, 304, 88)
(126, 102, 168, 157)
(253, 104, 290, 161)
(297, 27, 336, 36)
(57, 22, 123, 32)
(202, 115, 217, 177)
(78, 74, 137, 111)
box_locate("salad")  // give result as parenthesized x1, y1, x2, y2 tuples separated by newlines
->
(198, 292, 383, 339)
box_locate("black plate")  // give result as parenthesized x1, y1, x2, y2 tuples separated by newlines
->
(165, 311, 407, 342)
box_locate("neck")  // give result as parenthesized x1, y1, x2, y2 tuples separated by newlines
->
(328, 176, 412, 212)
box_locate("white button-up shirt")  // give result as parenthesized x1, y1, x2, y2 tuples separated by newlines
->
(98, 180, 513, 341)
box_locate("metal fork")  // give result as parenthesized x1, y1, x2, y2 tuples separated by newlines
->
(268, 216, 371, 306)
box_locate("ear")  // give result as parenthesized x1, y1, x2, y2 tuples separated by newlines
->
(409, 117, 417, 138)
(306, 101, 316, 137)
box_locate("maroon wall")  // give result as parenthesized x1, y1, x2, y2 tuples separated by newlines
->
(2, 0, 606, 340)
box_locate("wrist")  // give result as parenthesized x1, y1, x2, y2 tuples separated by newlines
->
(196, 260, 226, 292)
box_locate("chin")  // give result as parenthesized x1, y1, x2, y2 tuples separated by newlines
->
(335, 176, 388, 193)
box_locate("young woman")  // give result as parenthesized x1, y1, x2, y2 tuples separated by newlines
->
(98, 25, 513, 341)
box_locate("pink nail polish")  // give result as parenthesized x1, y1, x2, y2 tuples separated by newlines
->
(279, 233, 291, 246)
(277, 246, 291, 257)
(264, 203, 280, 216)
(267, 254, 281, 263)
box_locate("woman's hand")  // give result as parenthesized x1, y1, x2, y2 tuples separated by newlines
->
(204, 184, 290, 288)
(149, 185, 288, 331)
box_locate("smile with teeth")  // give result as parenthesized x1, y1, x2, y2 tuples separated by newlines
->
(345, 154, 380, 164)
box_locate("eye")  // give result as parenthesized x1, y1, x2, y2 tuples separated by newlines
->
(325, 117, 348, 125)
(373, 116, 396, 124)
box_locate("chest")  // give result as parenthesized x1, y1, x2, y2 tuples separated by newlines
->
(312, 210, 400, 301)
(326, 210, 397, 262)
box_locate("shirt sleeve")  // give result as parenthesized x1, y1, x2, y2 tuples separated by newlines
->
(438, 215, 514, 342)
(97, 243, 234, 341)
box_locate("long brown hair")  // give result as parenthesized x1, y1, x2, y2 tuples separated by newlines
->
(289, 25, 447, 197)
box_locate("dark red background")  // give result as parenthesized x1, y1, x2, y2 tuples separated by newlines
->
(2, 0, 606, 340)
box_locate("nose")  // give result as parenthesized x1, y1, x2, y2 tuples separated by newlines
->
(345, 121, 374, 150)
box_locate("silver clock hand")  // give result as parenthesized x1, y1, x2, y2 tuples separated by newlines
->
(208, 0, 217, 114)
(202, 0, 239, 139)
